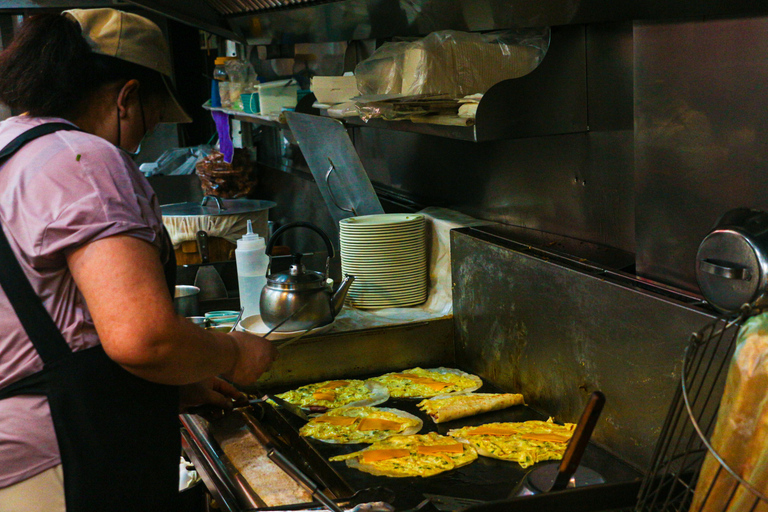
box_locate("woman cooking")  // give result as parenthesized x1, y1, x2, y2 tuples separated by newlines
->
(0, 8, 276, 512)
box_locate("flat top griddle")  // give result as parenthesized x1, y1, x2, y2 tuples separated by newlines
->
(256, 381, 641, 511)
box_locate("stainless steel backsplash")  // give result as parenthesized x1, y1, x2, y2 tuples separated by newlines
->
(635, 16, 768, 292)
(451, 226, 715, 470)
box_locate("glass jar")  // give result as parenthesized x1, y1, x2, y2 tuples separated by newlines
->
(213, 57, 237, 108)
(225, 59, 249, 110)
(213, 56, 236, 81)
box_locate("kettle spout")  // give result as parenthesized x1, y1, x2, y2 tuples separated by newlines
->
(331, 274, 355, 316)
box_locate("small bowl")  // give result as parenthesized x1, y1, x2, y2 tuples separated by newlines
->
(207, 324, 235, 333)
(205, 310, 240, 326)
(187, 316, 209, 328)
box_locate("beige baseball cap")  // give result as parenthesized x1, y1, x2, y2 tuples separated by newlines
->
(63, 8, 192, 124)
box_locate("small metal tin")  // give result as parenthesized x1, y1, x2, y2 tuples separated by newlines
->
(696, 208, 768, 313)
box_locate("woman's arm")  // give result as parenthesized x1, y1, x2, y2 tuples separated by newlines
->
(66, 234, 276, 386)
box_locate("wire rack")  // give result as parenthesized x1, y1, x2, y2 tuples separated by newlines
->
(635, 307, 768, 512)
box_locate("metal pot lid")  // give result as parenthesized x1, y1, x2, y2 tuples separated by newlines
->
(696, 228, 768, 313)
(161, 197, 276, 217)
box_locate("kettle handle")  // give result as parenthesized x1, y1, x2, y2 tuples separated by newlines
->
(265, 221, 335, 278)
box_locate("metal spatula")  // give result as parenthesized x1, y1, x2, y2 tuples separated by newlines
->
(193, 230, 228, 301)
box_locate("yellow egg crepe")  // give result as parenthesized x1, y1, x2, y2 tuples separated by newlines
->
(299, 407, 423, 444)
(418, 393, 526, 423)
(275, 379, 389, 411)
(370, 367, 482, 399)
(448, 418, 576, 468)
(330, 432, 478, 477)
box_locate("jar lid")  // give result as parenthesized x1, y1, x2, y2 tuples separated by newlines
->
(214, 56, 237, 65)
(696, 228, 767, 313)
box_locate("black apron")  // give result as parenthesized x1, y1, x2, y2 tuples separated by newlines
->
(0, 123, 181, 511)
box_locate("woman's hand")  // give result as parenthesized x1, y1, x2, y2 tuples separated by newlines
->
(223, 332, 278, 387)
(179, 376, 244, 412)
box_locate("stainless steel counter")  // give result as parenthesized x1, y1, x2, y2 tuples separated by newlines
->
(250, 318, 455, 390)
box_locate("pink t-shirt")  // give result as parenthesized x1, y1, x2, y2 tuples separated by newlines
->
(0, 116, 167, 488)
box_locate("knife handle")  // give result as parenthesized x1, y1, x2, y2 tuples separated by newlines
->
(196, 230, 210, 264)
(550, 391, 605, 492)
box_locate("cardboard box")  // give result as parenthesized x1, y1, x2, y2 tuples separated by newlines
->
(311, 76, 359, 104)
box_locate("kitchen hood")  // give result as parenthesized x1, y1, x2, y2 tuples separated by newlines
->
(7, 0, 768, 45)
(125, 0, 768, 45)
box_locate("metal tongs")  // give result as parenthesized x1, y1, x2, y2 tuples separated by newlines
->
(221, 304, 318, 350)
(261, 301, 326, 350)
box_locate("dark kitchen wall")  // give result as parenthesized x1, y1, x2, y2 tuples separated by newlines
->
(634, 16, 768, 293)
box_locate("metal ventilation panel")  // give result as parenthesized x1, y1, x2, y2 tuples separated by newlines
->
(125, 0, 246, 42)
(0, 0, 128, 8)
(203, 0, 343, 16)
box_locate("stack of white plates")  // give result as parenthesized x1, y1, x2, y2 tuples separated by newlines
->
(340, 214, 428, 309)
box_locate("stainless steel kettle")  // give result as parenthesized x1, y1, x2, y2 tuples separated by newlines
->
(259, 221, 354, 332)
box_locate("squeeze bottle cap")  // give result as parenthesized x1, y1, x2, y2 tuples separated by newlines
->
(238, 220, 265, 249)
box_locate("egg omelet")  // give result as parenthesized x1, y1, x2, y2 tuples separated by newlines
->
(370, 367, 482, 399)
(329, 432, 478, 477)
(275, 379, 387, 410)
(447, 418, 576, 468)
(418, 393, 525, 423)
(299, 407, 423, 444)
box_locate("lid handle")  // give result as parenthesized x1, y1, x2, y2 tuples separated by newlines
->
(200, 195, 225, 212)
(265, 222, 334, 278)
(699, 258, 752, 281)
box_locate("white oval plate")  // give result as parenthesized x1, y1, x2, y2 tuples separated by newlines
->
(341, 270, 427, 280)
(348, 294, 428, 305)
(238, 314, 335, 339)
(339, 214, 424, 228)
(348, 279, 427, 288)
(340, 229, 425, 239)
(341, 253, 426, 263)
(341, 248, 426, 258)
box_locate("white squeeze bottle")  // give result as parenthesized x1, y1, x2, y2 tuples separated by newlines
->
(235, 220, 269, 319)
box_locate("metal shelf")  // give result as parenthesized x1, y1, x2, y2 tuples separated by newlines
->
(204, 25, 586, 142)
(202, 101, 285, 128)
(335, 24, 587, 142)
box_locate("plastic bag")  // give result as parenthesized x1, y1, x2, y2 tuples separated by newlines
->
(355, 28, 550, 99)
(140, 145, 212, 177)
(690, 312, 768, 512)
(225, 59, 259, 110)
(195, 149, 256, 198)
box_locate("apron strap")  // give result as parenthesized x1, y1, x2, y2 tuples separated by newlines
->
(0, 369, 48, 399)
(0, 123, 83, 364)
(0, 123, 81, 161)
(0, 229, 71, 363)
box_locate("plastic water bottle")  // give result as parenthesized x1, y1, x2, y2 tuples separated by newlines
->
(235, 220, 269, 319)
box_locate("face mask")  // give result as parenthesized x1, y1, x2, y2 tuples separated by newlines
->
(125, 133, 148, 158)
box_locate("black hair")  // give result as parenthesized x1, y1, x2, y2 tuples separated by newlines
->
(0, 13, 166, 119)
